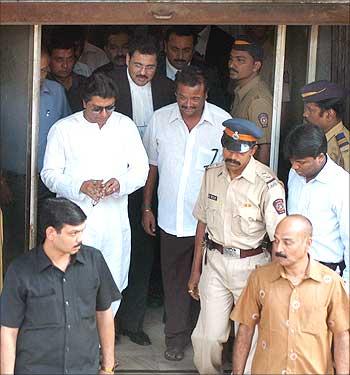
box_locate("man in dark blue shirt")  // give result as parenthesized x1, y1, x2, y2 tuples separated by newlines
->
(0, 197, 121, 374)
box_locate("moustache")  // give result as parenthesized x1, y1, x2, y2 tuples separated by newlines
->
(225, 158, 241, 166)
(275, 251, 287, 259)
(136, 75, 148, 79)
(181, 106, 196, 110)
(74, 241, 83, 249)
(174, 59, 187, 64)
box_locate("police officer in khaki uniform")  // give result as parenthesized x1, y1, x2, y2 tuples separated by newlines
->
(189, 118, 286, 374)
(301, 80, 349, 172)
(229, 35, 273, 166)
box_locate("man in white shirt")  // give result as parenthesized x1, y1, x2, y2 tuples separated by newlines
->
(284, 123, 349, 287)
(41, 73, 149, 314)
(142, 66, 231, 361)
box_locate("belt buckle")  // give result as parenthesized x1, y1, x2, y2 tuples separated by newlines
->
(223, 247, 240, 258)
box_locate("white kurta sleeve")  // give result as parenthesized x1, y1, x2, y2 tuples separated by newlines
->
(117, 119, 149, 197)
(142, 113, 158, 166)
(41, 125, 87, 202)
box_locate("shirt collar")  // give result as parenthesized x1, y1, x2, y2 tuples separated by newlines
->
(312, 155, 332, 184)
(239, 157, 257, 183)
(221, 156, 256, 183)
(234, 75, 261, 100)
(165, 57, 179, 81)
(269, 256, 323, 283)
(169, 101, 221, 129)
(325, 121, 344, 142)
(36, 245, 53, 272)
(127, 68, 151, 91)
(36, 244, 85, 272)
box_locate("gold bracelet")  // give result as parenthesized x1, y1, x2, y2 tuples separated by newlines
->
(100, 365, 115, 374)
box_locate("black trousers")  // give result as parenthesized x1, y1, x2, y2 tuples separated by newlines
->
(319, 260, 346, 276)
(160, 229, 200, 348)
(117, 188, 158, 332)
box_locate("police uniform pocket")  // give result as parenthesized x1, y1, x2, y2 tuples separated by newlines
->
(26, 290, 59, 327)
(237, 207, 260, 235)
(207, 200, 221, 234)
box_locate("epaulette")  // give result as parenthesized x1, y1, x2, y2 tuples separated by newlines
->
(335, 132, 350, 152)
(205, 162, 222, 170)
(256, 169, 280, 189)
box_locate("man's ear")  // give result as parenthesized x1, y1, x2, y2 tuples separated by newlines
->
(251, 144, 259, 156)
(253, 60, 262, 73)
(45, 226, 58, 241)
(325, 108, 337, 121)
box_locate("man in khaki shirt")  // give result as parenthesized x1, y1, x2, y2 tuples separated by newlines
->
(229, 35, 273, 165)
(231, 215, 349, 375)
(301, 80, 349, 172)
(189, 118, 286, 374)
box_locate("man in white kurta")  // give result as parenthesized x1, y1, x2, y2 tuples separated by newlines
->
(41, 72, 149, 314)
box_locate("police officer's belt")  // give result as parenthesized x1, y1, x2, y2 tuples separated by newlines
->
(206, 238, 263, 258)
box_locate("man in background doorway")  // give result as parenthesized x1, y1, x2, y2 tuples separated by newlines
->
(301, 80, 349, 172)
(96, 26, 131, 72)
(38, 47, 71, 202)
(158, 26, 229, 110)
(47, 32, 87, 112)
(229, 35, 273, 165)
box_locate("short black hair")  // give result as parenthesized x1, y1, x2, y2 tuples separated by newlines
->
(48, 30, 75, 55)
(315, 98, 345, 120)
(165, 26, 198, 46)
(39, 198, 86, 239)
(128, 35, 158, 59)
(175, 65, 208, 93)
(81, 72, 119, 103)
(283, 123, 327, 160)
(103, 26, 132, 46)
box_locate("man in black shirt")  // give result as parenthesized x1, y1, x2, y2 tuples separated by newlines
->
(0, 197, 121, 374)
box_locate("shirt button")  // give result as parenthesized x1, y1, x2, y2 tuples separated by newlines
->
(289, 352, 297, 361)
(65, 369, 68, 374)
(66, 347, 70, 352)
(63, 277, 66, 282)
(65, 300, 69, 306)
(67, 324, 71, 329)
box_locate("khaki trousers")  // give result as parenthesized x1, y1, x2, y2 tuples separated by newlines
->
(192, 248, 270, 374)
